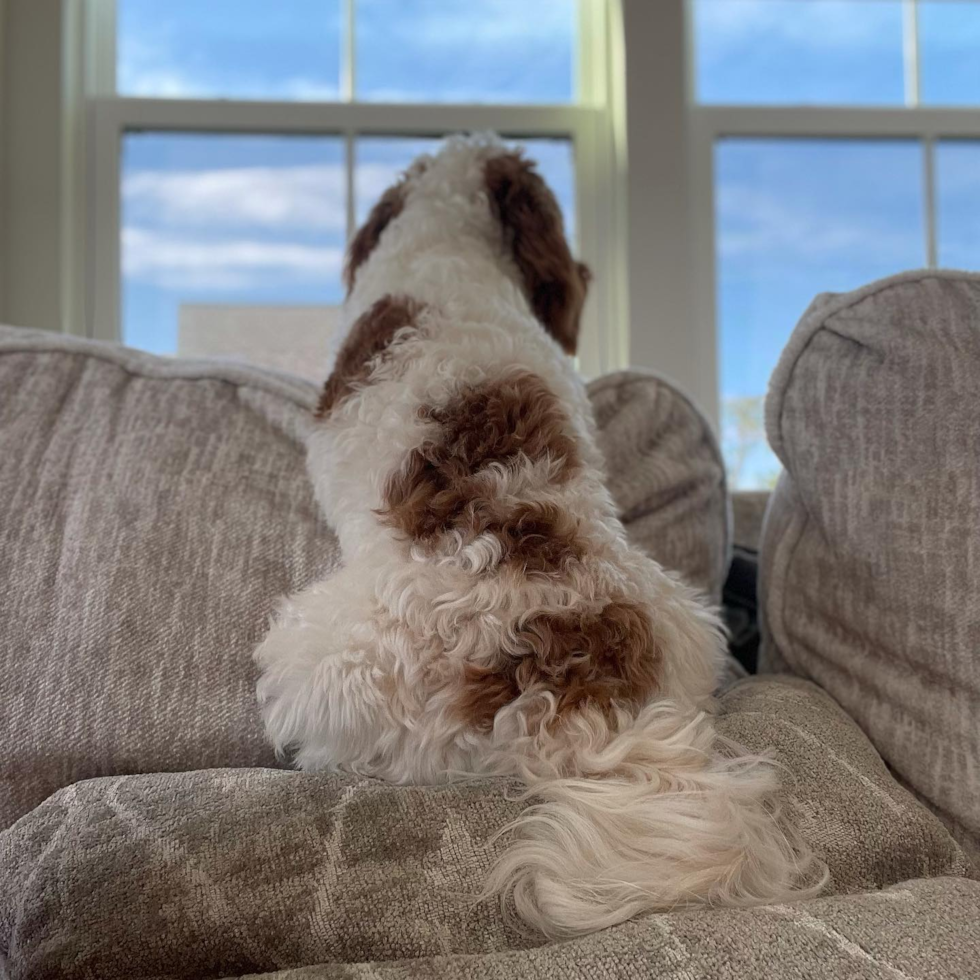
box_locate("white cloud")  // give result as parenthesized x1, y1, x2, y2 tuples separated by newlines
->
(117, 34, 199, 97)
(125, 160, 429, 234)
(359, 0, 574, 45)
(124, 165, 347, 231)
(122, 227, 342, 291)
(698, 0, 895, 50)
(717, 183, 920, 265)
(119, 67, 198, 98)
(119, 35, 339, 100)
(280, 78, 341, 101)
(121, 63, 340, 101)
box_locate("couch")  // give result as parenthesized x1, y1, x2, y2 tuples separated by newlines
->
(1, 270, 978, 979)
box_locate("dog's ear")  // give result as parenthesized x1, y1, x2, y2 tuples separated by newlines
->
(484, 152, 590, 356)
(343, 182, 407, 294)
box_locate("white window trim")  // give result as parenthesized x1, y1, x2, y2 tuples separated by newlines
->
(78, 0, 628, 379)
(689, 117, 980, 433)
(622, 0, 980, 431)
(10, 1, 980, 432)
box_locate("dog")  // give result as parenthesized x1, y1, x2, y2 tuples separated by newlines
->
(254, 134, 824, 938)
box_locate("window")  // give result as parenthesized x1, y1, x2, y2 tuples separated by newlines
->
(691, 0, 980, 488)
(71, 1, 980, 488)
(695, 1, 907, 107)
(89, 1, 621, 380)
(936, 141, 980, 266)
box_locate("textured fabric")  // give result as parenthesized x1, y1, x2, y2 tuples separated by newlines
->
(760, 270, 980, 859)
(235, 880, 980, 980)
(0, 328, 730, 830)
(0, 677, 967, 980)
(589, 369, 730, 602)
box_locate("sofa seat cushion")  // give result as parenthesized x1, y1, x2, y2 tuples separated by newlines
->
(0, 676, 967, 979)
(0, 327, 729, 829)
(760, 270, 980, 860)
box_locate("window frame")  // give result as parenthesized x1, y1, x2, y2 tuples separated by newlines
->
(684, 0, 980, 431)
(81, 0, 628, 378)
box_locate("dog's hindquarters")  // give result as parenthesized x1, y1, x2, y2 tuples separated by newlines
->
(254, 566, 400, 773)
(255, 559, 502, 782)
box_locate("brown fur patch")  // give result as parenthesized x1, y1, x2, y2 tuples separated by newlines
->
(344, 182, 407, 293)
(484, 152, 591, 356)
(490, 501, 583, 573)
(380, 372, 581, 541)
(458, 599, 662, 731)
(316, 295, 420, 417)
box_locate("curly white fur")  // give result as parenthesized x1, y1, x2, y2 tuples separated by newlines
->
(254, 134, 826, 938)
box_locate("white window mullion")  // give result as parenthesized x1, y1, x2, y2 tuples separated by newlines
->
(697, 105, 980, 140)
(903, 0, 921, 108)
(572, 111, 602, 377)
(344, 0, 357, 244)
(602, 0, 630, 376)
(689, 111, 720, 429)
(85, 0, 116, 97)
(90, 97, 584, 138)
(923, 137, 938, 268)
(345, 131, 356, 246)
(343, 0, 356, 103)
(575, 1, 607, 376)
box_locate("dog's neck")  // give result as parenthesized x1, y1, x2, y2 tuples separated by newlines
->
(339, 216, 530, 348)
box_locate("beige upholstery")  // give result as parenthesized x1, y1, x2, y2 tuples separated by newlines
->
(760, 270, 980, 861)
(0, 328, 730, 830)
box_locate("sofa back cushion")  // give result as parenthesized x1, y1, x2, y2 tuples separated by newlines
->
(0, 329, 728, 828)
(760, 270, 980, 856)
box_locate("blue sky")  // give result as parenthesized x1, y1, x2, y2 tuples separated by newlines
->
(117, 0, 575, 102)
(715, 138, 926, 485)
(716, 138, 926, 402)
(695, 0, 980, 106)
(118, 1, 576, 357)
(121, 132, 573, 356)
(118, 1, 980, 487)
(695, 0, 906, 105)
(937, 142, 980, 267)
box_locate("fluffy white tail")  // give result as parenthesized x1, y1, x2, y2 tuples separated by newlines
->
(484, 702, 827, 938)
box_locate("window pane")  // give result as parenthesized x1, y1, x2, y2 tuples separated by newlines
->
(920, 1, 980, 105)
(694, 0, 905, 105)
(716, 140, 925, 488)
(355, 0, 576, 103)
(355, 137, 576, 242)
(937, 142, 980, 268)
(117, 0, 342, 100)
(122, 134, 345, 362)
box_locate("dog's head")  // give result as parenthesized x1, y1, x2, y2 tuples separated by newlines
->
(344, 135, 590, 356)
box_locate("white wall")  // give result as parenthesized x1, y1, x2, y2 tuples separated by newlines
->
(178, 305, 340, 381)
(619, 0, 714, 423)
(0, 0, 73, 332)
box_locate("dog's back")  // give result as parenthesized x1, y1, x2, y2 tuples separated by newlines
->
(255, 135, 825, 938)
